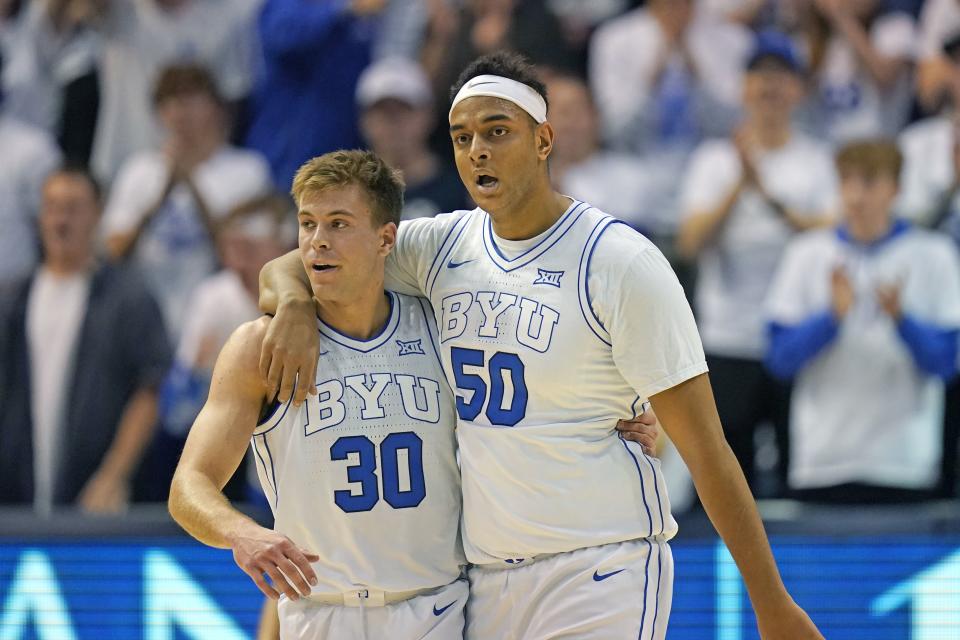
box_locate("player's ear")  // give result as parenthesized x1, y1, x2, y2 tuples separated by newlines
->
(535, 121, 555, 161)
(378, 221, 397, 257)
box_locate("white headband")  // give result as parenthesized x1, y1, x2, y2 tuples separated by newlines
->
(448, 74, 547, 124)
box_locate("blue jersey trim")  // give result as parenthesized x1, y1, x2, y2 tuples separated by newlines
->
(316, 291, 401, 353)
(427, 213, 474, 298)
(577, 215, 616, 346)
(262, 434, 279, 508)
(485, 200, 585, 263)
(650, 542, 663, 638)
(416, 296, 444, 372)
(620, 435, 654, 534)
(252, 390, 295, 436)
(481, 201, 591, 273)
(638, 538, 653, 640)
(631, 397, 665, 536)
(425, 211, 473, 296)
(252, 435, 278, 509)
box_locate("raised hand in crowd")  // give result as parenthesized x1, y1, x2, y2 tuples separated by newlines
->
(831, 265, 855, 319)
(876, 281, 903, 320)
(349, 0, 388, 17)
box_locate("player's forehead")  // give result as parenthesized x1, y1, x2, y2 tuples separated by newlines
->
(449, 95, 535, 130)
(298, 184, 373, 220)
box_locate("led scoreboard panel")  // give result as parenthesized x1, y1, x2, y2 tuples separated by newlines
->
(1, 534, 958, 638)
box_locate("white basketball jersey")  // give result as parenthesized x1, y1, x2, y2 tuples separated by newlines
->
(251, 292, 464, 593)
(386, 201, 708, 565)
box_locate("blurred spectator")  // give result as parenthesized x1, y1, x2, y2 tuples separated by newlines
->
(765, 140, 960, 503)
(699, 0, 799, 30)
(676, 31, 837, 491)
(0, 167, 172, 515)
(544, 72, 654, 233)
(245, 0, 383, 190)
(103, 64, 271, 338)
(145, 194, 294, 502)
(357, 57, 468, 219)
(798, 0, 916, 142)
(590, 0, 750, 234)
(89, 0, 260, 182)
(422, 0, 581, 102)
(547, 0, 629, 53)
(1, 0, 101, 164)
(916, 0, 960, 111)
(0, 51, 63, 288)
(898, 32, 960, 239)
(0, 0, 23, 51)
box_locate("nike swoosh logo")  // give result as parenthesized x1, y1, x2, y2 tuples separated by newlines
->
(593, 568, 626, 582)
(447, 259, 474, 269)
(433, 601, 456, 616)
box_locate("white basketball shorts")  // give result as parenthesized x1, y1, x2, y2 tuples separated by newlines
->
(278, 579, 468, 640)
(466, 538, 672, 640)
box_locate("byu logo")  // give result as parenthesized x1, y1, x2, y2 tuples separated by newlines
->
(397, 339, 426, 356)
(533, 268, 564, 288)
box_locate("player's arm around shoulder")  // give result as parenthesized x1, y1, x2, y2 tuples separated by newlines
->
(168, 317, 319, 601)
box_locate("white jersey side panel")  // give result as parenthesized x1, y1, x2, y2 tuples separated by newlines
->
(251, 292, 464, 593)
(416, 203, 703, 564)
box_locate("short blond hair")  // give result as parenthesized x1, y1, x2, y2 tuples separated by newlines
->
(835, 139, 903, 183)
(291, 150, 404, 227)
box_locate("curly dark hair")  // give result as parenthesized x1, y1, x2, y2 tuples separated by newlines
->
(449, 51, 548, 113)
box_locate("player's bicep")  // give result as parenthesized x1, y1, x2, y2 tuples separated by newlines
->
(648, 373, 728, 476)
(178, 323, 271, 489)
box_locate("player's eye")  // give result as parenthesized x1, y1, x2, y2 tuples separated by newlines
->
(454, 133, 471, 145)
(331, 220, 347, 229)
(491, 127, 508, 137)
(299, 219, 315, 230)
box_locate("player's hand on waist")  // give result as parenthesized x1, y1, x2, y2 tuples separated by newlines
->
(616, 408, 660, 456)
(260, 299, 319, 406)
(229, 521, 320, 601)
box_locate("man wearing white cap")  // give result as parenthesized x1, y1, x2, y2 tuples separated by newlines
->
(357, 57, 468, 221)
(260, 52, 823, 639)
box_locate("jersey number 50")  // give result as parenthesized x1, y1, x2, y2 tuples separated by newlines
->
(330, 432, 425, 513)
(450, 347, 528, 426)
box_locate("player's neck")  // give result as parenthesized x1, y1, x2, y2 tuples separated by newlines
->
(488, 181, 571, 241)
(315, 288, 392, 341)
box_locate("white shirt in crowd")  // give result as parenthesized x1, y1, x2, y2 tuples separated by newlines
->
(91, 0, 260, 181)
(558, 152, 661, 233)
(680, 132, 838, 359)
(918, 0, 960, 61)
(26, 268, 91, 515)
(808, 12, 916, 143)
(589, 5, 749, 148)
(102, 146, 271, 338)
(766, 225, 960, 490)
(0, 114, 63, 287)
(897, 114, 959, 230)
(1, 1, 101, 134)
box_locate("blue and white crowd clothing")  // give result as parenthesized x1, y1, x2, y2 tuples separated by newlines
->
(101, 145, 271, 338)
(765, 221, 960, 490)
(680, 132, 838, 360)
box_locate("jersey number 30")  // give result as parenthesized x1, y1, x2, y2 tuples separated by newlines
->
(450, 347, 528, 426)
(330, 432, 425, 513)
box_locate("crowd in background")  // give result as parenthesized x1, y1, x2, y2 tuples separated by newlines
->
(2, 0, 960, 517)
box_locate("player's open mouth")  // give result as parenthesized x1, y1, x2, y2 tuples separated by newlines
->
(475, 174, 499, 194)
(312, 263, 338, 273)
